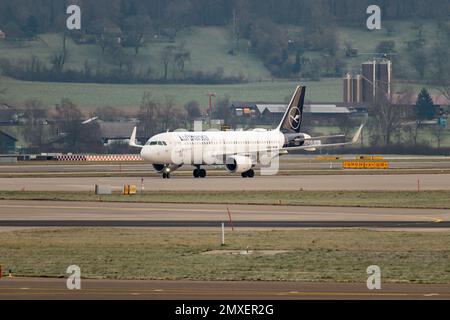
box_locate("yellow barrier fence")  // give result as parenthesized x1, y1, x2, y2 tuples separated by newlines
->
(343, 161, 389, 169)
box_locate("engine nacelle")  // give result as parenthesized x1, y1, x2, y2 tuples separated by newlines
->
(152, 164, 182, 173)
(225, 155, 253, 173)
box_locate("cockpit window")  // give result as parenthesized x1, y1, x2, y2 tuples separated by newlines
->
(146, 140, 167, 146)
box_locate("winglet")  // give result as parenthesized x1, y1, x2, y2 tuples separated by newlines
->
(129, 127, 143, 148)
(352, 124, 364, 144)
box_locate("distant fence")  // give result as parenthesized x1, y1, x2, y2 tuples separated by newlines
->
(57, 154, 143, 162)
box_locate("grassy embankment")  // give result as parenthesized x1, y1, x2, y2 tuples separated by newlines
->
(1, 190, 450, 209)
(0, 228, 448, 283)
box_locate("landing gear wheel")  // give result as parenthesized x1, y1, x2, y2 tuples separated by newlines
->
(193, 168, 200, 178)
(162, 172, 167, 179)
(241, 169, 255, 178)
(199, 169, 206, 178)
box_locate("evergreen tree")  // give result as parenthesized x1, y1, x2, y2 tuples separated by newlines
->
(415, 88, 436, 120)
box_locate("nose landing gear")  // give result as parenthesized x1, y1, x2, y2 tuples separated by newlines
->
(162, 172, 171, 179)
(162, 166, 171, 179)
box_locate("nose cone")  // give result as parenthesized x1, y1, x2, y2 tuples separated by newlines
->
(140, 146, 152, 161)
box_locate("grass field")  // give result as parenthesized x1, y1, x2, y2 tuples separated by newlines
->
(1, 76, 437, 110)
(0, 77, 343, 109)
(1, 190, 450, 209)
(0, 228, 448, 283)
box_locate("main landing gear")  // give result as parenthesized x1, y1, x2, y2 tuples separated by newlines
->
(193, 166, 206, 178)
(241, 169, 255, 178)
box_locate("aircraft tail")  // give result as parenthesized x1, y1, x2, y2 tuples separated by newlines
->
(276, 85, 306, 134)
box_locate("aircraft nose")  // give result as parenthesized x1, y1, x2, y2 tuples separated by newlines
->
(140, 146, 151, 160)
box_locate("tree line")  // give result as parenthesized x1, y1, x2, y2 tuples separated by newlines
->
(13, 93, 234, 153)
(9, 86, 447, 154)
(1, 0, 449, 36)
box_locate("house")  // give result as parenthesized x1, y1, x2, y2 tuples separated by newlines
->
(0, 104, 25, 124)
(230, 101, 363, 126)
(99, 120, 139, 145)
(391, 93, 450, 108)
(0, 130, 17, 154)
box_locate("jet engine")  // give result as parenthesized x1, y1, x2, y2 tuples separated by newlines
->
(225, 155, 253, 173)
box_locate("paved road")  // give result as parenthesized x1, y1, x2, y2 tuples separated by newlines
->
(0, 278, 448, 300)
(0, 200, 447, 229)
(0, 173, 449, 191)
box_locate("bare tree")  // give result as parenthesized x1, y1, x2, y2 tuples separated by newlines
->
(161, 45, 176, 80)
(370, 92, 405, 146)
(0, 78, 6, 102)
(49, 33, 68, 73)
(23, 99, 47, 150)
(433, 43, 450, 98)
(122, 15, 153, 55)
(138, 93, 160, 137)
(335, 116, 358, 138)
(173, 44, 191, 78)
(158, 95, 185, 131)
(432, 124, 445, 153)
(184, 100, 201, 129)
(53, 98, 84, 148)
(403, 121, 421, 147)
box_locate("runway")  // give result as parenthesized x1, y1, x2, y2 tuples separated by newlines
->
(1, 173, 449, 191)
(1, 220, 448, 228)
(0, 278, 449, 300)
(0, 200, 447, 229)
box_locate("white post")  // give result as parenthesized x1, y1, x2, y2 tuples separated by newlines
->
(221, 222, 225, 246)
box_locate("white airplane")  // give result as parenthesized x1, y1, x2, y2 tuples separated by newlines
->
(129, 85, 363, 178)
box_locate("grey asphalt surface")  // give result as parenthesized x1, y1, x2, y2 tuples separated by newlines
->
(0, 173, 449, 191)
(1, 220, 449, 228)
(2, 155, 450, 173)
(0, 278, 448, 300)
(0, 200, 447, 229)
(2, 160, 450, 173)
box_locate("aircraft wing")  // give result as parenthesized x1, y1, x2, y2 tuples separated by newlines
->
(209, 125, 363, 157)
(282, 125, 363, 152)
(295, 134, 345, 141)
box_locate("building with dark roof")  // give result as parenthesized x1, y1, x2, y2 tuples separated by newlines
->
(98, 120, 145, 145)
(0, 130, 17, 154)
(230, 101, 365, 126)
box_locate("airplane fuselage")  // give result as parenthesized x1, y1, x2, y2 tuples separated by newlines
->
(140, 129, 287, 166)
